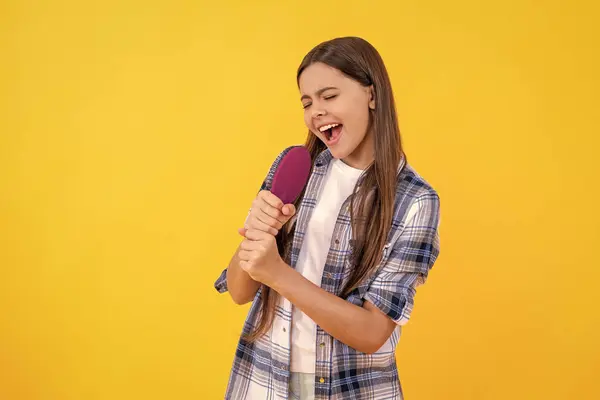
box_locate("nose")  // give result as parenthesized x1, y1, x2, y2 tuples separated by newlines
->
(312, 107, 326, 120)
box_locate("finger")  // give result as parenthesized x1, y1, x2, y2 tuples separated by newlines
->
(259, 190, 284, 209)
(252, 196, 284, 224)
(256, 213, 283, 232)
(240, 239, 260, 251)
(258, 200, 285, 221)
(247, 216, 279, 236)
(238, 249, 250, 261)
(245, 229, 271, 241)
(239, 260, 250, 271)
(238, 227, 247, 237)
(281, 204, 296, 218)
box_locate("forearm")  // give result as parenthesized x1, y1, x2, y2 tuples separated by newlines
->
(226, 245, 261, 305)
(270, 261, 391, 354)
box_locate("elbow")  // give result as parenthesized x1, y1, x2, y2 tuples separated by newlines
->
(229, 291, 253, 305)
(229, 285, 258, 305)
(351, 335, 387, 354)
(358, 340, 386, 355)
(356, 325, 395, 354)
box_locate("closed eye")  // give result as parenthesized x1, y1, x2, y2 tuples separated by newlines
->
(302, 94, 336, 109)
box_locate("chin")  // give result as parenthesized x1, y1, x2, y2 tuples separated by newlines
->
(327, 147, 348, 160)
(328, 143, 355, 160)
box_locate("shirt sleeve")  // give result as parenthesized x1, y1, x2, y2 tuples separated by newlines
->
(213, 146, 297, 294)
(363, 191, 441, 325)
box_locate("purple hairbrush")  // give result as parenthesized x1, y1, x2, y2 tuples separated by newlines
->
(270, 147, 312, 205)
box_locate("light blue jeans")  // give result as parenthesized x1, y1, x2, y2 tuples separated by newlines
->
(289, 372, 316, 400)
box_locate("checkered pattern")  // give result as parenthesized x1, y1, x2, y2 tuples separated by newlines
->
(215, 146, 441, 399)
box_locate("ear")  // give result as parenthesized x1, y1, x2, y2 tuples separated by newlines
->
(368, 85, 375, 110)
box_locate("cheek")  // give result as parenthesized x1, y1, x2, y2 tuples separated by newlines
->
(336, 95, 366, 124)
(359, 108, 372, 131)
(344, 106, 370, 136)
(303, 112, 312, 131)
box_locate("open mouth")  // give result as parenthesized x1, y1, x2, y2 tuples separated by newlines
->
(319, 123, 343, 142)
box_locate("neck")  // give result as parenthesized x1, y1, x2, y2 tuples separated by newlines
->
(342, 130, 374, 169)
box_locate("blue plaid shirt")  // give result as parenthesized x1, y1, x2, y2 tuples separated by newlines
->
(215, 146, 441, 399)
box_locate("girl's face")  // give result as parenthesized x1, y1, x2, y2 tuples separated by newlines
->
(299, 62, 375, 169)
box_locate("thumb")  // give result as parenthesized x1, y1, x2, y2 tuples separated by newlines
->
(282, 204, 296, 219)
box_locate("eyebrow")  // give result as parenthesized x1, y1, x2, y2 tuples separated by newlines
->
(300, 86, 338, 101)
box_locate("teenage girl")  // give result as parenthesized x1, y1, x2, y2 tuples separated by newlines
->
(215, 36, 441, 400)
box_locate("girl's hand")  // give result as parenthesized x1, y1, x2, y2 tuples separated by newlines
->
(238, 190, 296, 237)
(238, 229, 286, 287)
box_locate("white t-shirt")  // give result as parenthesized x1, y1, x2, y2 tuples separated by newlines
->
(290, 158, 364, 373)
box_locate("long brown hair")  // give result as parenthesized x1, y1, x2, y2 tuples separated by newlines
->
(245, 37, 404, 342)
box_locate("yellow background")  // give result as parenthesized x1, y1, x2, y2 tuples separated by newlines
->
(1, 0, 599, 399)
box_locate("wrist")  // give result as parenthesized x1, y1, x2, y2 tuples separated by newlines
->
(270, 258, 294, 293)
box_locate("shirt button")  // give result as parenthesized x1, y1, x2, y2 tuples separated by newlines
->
(335, 239, 339, 244)
(319, 342, 325, 348)
(283, 327, 286, 332)
(319, 377, 325, 383)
